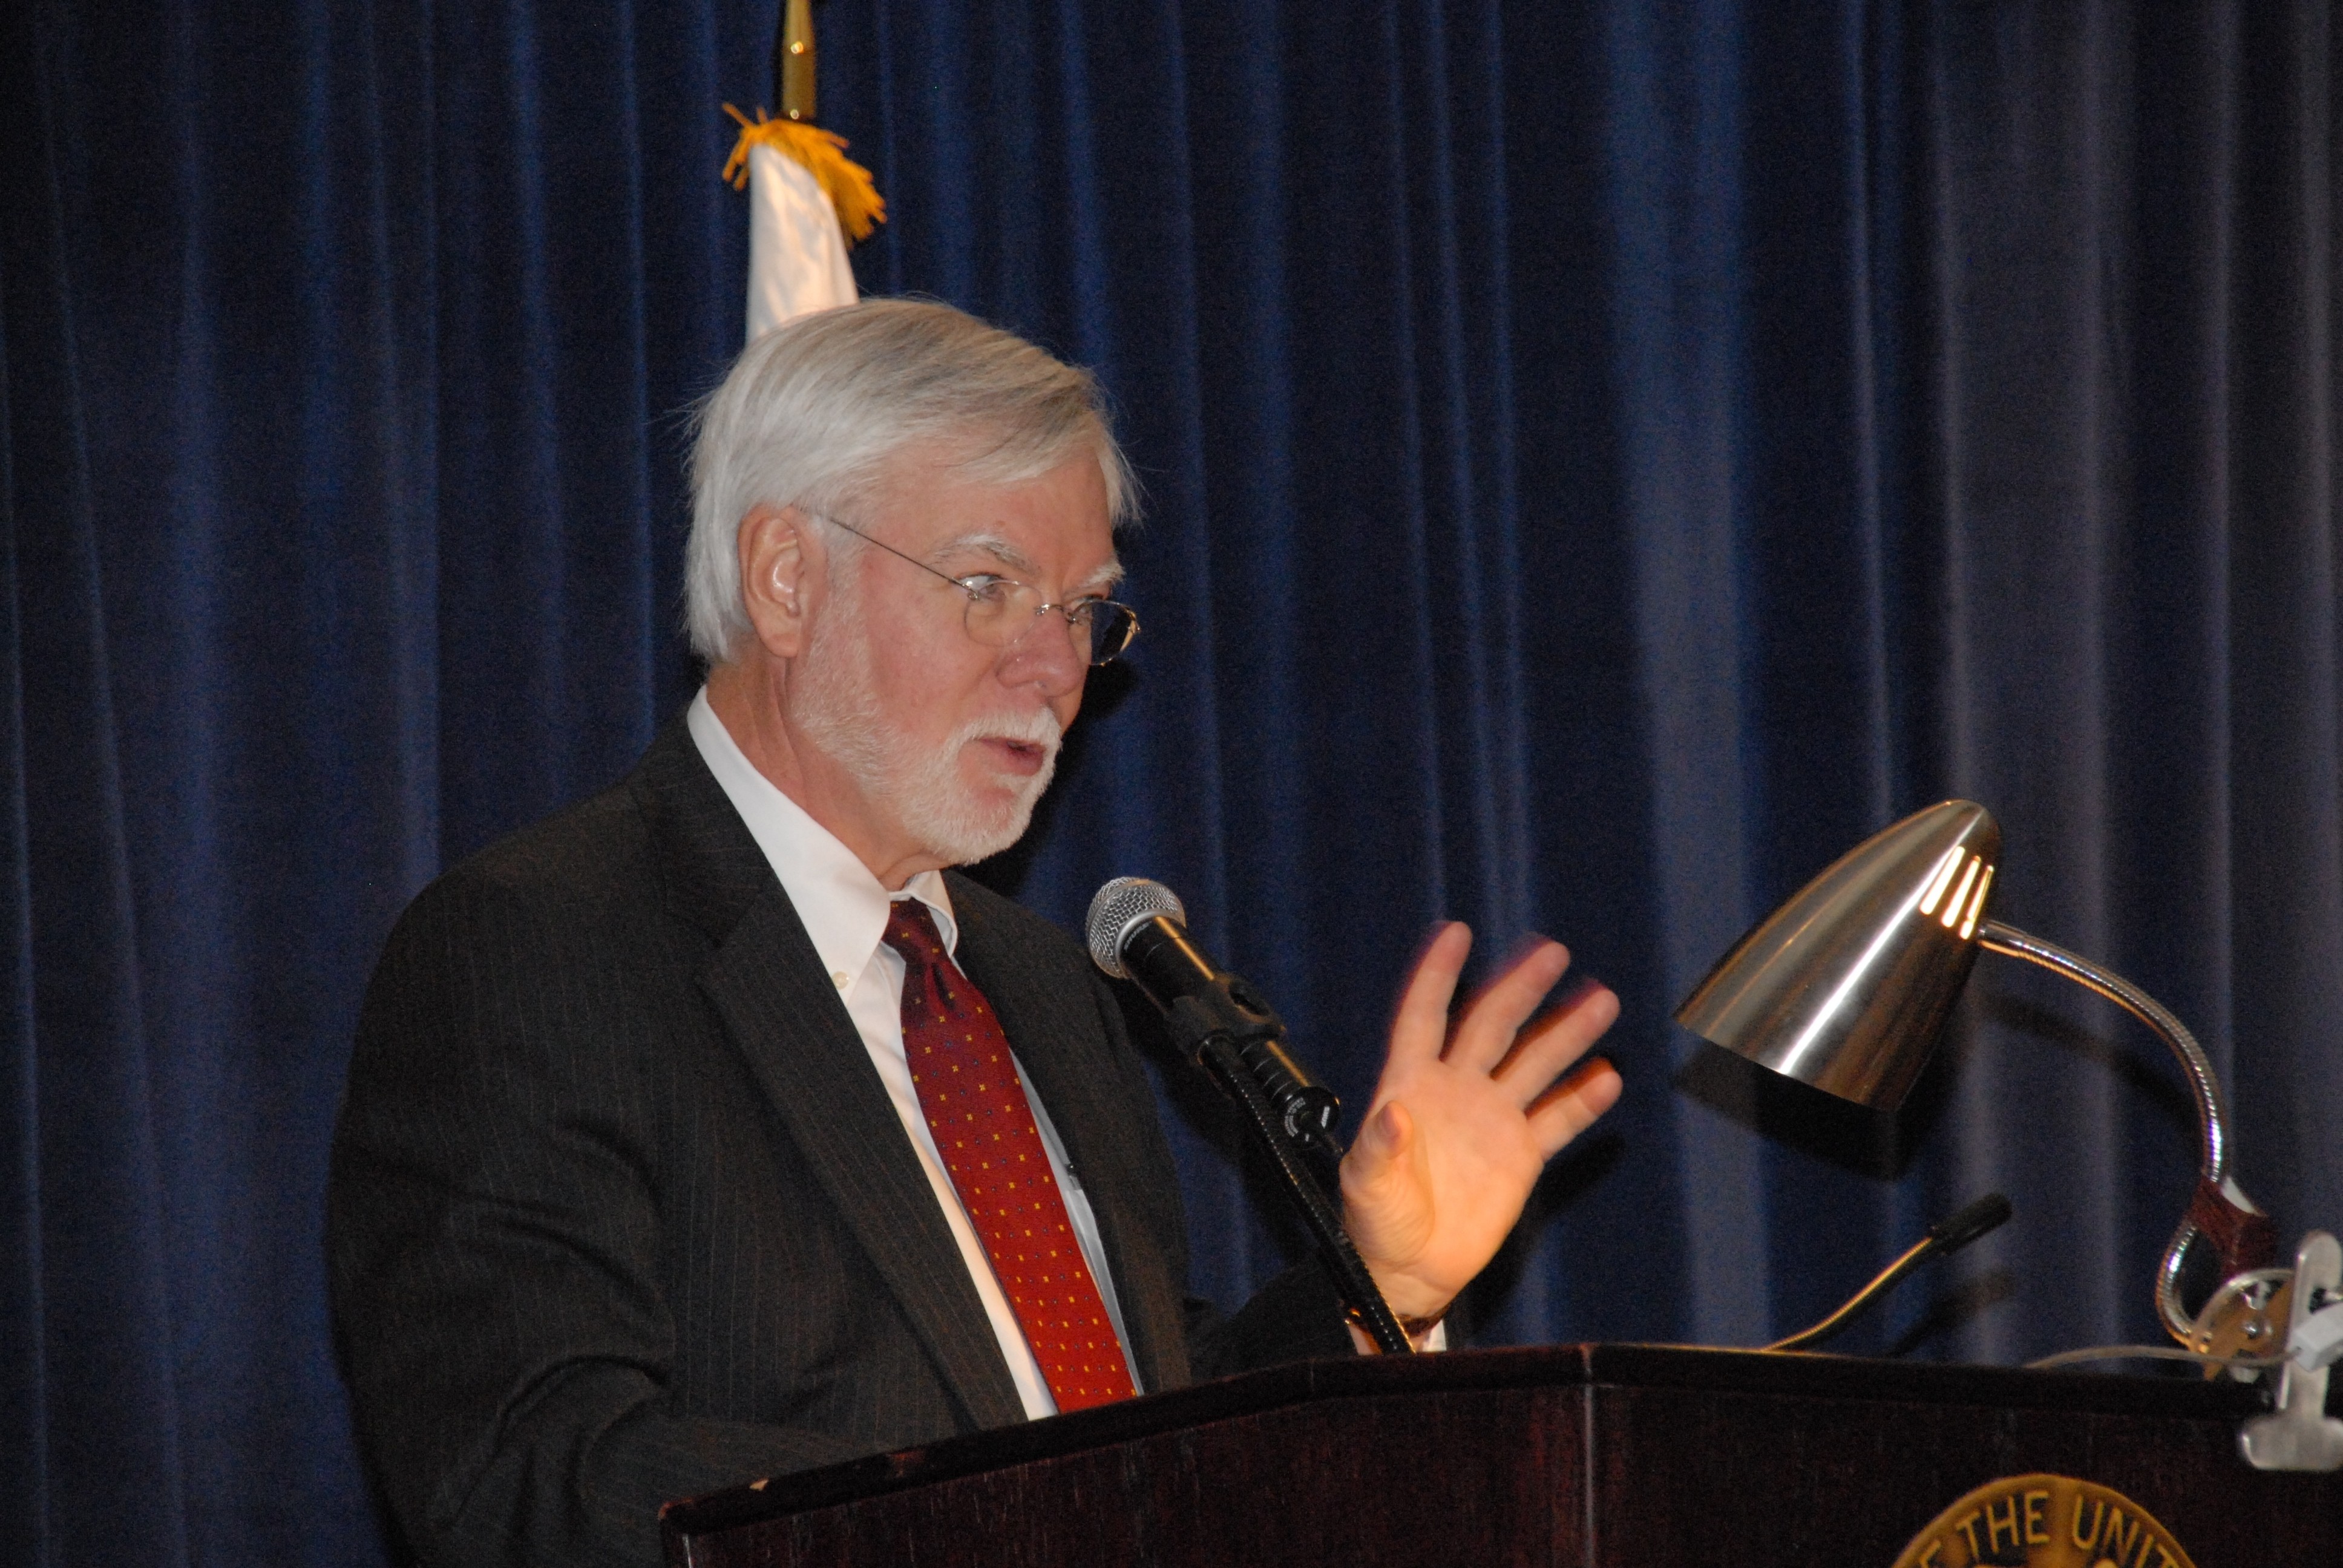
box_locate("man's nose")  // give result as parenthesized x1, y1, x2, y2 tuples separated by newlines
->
(996, 610, 1087, 696)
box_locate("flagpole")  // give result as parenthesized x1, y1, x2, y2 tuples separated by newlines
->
(731, 0, 879, 338)
(775, 0, 815, 123)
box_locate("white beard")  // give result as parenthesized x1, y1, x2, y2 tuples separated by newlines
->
(795, 596, 1063, 866)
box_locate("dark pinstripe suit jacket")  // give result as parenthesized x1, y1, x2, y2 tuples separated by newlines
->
(327, 719, 1345, 1568)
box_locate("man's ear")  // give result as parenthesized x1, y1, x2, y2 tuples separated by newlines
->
(736, 504, 815, 659)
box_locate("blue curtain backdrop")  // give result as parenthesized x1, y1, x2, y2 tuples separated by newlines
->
(5, 0, 2341, 1561)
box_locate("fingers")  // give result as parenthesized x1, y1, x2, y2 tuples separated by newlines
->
(1525, 1056, 1624, 1158)
(1386, 923, 1472, 1066)
(1492, 979, 1620, 1099)
(1346, 1098, 1411, 1176)
(1339, 1099, 1432, 1273)
(1444, 938, 1573, 1073)
(1386, 923, 1622, 1125)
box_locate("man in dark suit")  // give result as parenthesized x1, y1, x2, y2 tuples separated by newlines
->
(328, 299, 1621, 1568)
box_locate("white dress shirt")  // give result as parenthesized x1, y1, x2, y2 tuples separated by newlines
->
(686, 690, 1140, 1416)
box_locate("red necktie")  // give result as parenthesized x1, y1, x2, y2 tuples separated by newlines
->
(883, 900, 1137, 1413)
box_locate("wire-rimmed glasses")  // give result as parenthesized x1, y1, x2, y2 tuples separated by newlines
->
(813, 512, 1140, 667)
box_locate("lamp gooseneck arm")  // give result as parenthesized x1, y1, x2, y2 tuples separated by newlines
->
(1974, 919, 2276, 1341)
(1975, 921, 2234, 1176)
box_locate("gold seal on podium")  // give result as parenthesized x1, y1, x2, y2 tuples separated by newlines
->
(1892, 1474, 2196, 1568)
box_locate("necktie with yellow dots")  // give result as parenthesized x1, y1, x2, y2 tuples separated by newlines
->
(882, 900, 1137, 1413)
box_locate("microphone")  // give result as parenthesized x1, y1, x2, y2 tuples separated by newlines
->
(1086, 877, 1342, 1160)
(1087, 877, 1414, 1353)
(1766, 1192, 2014, 1353)
(1084, 874, 1194, 986)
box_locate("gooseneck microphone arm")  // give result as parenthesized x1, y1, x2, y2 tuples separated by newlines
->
(1194, 1033, 1414, 1354)
(1087, 878, 1414, 1354)
(1765, 1192, 2013, 1353)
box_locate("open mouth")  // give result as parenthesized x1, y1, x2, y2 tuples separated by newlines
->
(976, 736, 1051, 775)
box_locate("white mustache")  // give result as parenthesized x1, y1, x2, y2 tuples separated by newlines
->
(954, 708, 1064, 755)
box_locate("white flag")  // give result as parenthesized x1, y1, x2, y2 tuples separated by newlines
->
(746, 140, 857, 340)
(723, 105, 885, 342)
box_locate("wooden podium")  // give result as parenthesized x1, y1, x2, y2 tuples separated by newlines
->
(660, 1344, 2342, 1566)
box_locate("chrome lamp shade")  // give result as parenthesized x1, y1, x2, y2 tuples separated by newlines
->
(1675, 800, 2000, 1109)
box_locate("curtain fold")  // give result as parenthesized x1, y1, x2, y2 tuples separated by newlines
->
(5, 2, 2339, 1562)
(2, 8, 191, 1562)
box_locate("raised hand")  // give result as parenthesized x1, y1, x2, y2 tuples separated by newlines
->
(1339, 922, 1622, 1333)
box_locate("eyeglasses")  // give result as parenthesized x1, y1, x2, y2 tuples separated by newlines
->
(813, 512, 1141, 667)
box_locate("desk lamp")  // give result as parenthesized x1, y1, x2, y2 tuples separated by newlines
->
(1673, 801, 2343, 1469)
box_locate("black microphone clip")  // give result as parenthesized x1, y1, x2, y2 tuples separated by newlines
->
(1115, 914, 1342, 1157)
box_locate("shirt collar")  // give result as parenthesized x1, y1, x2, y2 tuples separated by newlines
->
(686, 688, 958, 981)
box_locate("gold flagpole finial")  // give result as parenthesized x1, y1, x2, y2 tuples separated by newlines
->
(724, 0, 885, 248)
(777, 0, 816, 122)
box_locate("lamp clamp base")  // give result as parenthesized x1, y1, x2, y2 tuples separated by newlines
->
(2238, 1231, 2343, 1472)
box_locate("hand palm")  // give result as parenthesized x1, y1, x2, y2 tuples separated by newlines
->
(1339, 924, 1622, 1322)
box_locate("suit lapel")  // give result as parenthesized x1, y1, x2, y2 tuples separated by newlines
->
(951, 892, 1193, 1396)
(633, 721, 1026, 1432)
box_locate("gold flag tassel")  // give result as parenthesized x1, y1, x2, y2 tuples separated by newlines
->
(721, 105, 887, 246)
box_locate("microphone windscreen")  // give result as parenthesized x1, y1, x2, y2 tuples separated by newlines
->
(1927, 1191, 2013, 1254)
(1087, 877, 1187, 978)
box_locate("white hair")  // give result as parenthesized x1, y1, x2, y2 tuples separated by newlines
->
(684, 298, 1136, 663)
